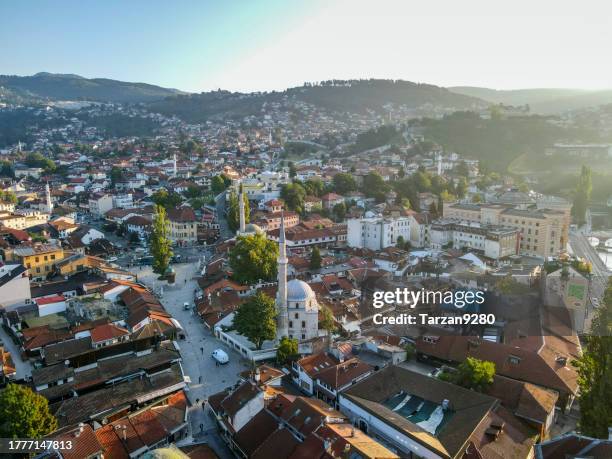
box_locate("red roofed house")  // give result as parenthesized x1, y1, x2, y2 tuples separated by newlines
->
(90, 323, 130, 348)
(321, 193, 344, 210)
(35, 294, 67, 317)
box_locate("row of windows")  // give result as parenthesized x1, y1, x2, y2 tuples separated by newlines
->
(289, 320, 307, 328)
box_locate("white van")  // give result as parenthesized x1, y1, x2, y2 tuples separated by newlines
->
(211, 349, 229, 365)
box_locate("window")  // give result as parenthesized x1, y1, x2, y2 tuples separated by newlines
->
(301, 321, 306, 328)
(289, 321, 293, 328)
(294, 313, 299, 319)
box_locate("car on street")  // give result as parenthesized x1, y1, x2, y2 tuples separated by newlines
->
(211, 349, 229, 365)
(183, 302, 191, 310)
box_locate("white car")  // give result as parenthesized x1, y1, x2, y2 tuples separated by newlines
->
(106, 256, 118, 263)
(211, 349, 229, 365)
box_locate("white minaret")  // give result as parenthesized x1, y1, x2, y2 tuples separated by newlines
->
(276, 213, 289, 340)
(173, 153, 178, 177)
(45, 182, 53, 213)
(437, 154, 442, 176)
(238, 187, 246, 234)
(268, 128, 273, 145)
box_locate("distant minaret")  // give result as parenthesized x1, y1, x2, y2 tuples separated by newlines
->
(437, 154, 442, 176)
(268, 128, 273, 145)
(17, 141, 22, 153)
(45, 182, 53, 213)
(276, 213, 289, 341)
(238, 187, 246, 234)
(173, 153, 178, 177)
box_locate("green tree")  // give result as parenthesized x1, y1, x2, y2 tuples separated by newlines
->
(128, 231, 140, 244)
(0, 161, 15, 178)
(25, 152, 56, 172)
(572, 165, 592, 225)
(277, 336, 299, 364)
(280, 182, 307, 213)
(288, 161, 297, 178)
(333, 173, 357, 194)
(453, 357, 496, 392)
(233, 291, 277, 349)
(362, 172, 389, 202)
(227, 189, 250, 233)
(573, 277, 612, 438)
(319, 305, 336, 336)
(309, 246, 322, 270)
(229, 233, 278, 284)
(110, 166, 123, 188)
(303, 179, 325, 197)
(150, 205, 173, 275)
(0, 190, 17, 204)
(405, 343, 416, 361)
(211, 175, 228, 195)
(0, 384, 58, 438)
(455, 177, 468, 199)
(152, 189, 183, 210)
(439, 190, 456, 203)
(333, 202, 347, 221)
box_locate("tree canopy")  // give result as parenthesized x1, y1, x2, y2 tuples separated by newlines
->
(151, 189, 184, 210)
(280, 182, 307, 214)
(309, 246, 322, 270)
(572, 165, 592, 225)
(233, 291, 277, 349)
(150, 204, 173, 275)
(277, 336, 299, 364)
(229, 233, 278, 284)
(573, 277, 612, 438)
(0, 384, 58, 438)
(227, 189, 249, 233)
(333, 172, 357, 194)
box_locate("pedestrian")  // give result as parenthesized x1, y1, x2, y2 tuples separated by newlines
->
(216, 361, 219, 367)
(185, 278, 187, 284)
(198, 376, 202, 383)
(200, 347, 203, 354)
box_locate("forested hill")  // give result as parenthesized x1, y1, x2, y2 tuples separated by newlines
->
(0, 73, 184, 103)
(449, 86, 612, 114)
(148, 79, 486, 122)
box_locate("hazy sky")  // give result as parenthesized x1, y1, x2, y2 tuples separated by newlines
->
(1, 0, 611, 92)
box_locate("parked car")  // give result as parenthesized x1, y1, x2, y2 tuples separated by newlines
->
(211, 349, 229, 365)
(106, 256, 118, 263)
(183, 302, 191, 310)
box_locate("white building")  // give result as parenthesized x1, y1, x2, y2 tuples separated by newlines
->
(112, 193, 133, 209)
(35, 295, 67, 317)
(429, 219, 518, 260)
(347, 216, 411, 251)
(88, 193, 113, 217)
(0, 263, 31, 311)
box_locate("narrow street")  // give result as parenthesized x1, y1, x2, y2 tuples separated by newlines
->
(136, 263, 249, 442)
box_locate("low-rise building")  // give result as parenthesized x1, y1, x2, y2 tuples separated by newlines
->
(347, 216, 411, 251)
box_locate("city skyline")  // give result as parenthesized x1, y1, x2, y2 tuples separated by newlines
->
(2, 0, 612, 92)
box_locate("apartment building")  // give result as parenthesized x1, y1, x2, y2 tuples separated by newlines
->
(347, 216, 411, 251)
(88, 193, 114, 217)
(443, 203, 569, 257)
(5, 243, 65, 281)
(166, 207, 198, 246)
(430, 218, 519, 259)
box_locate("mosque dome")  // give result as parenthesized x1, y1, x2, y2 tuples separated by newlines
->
(287, 279, 316, 306)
